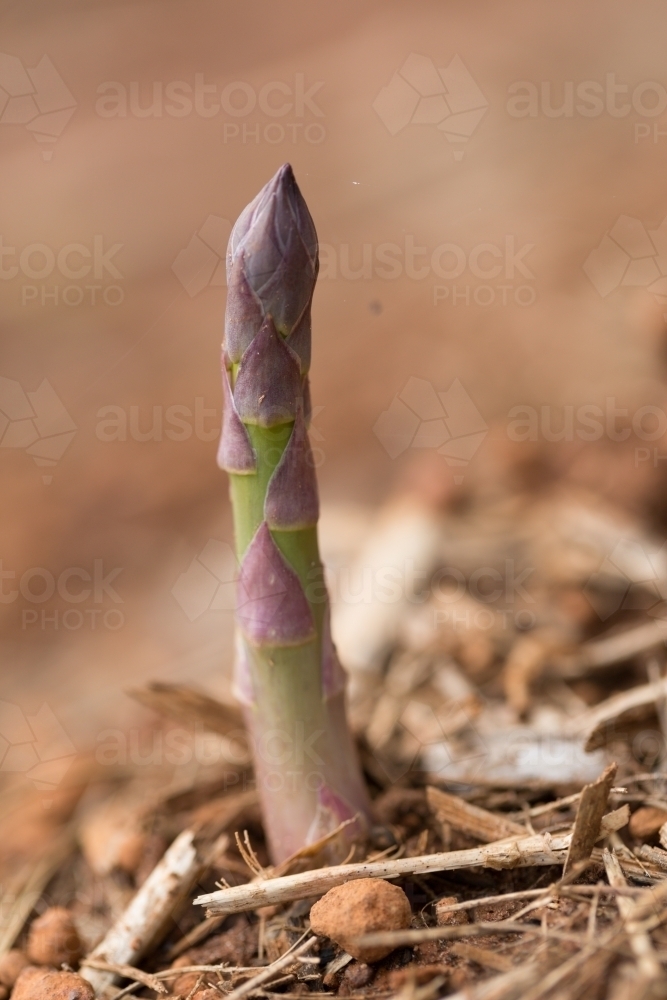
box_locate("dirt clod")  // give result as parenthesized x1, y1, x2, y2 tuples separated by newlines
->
(309, 878, 412, 963)
(0, 950, 29, 987)
(12, 967, 94, 1000)
(26, 907, 83, 968)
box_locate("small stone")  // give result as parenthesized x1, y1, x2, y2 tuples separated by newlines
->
(629, 807, 667, 841)
(168, 958, 199, 998)
(26, 907, 82, 968)
(12, 967, 94, 1000)
(434, 896, 469, 926)
(0, 949, 29, 986)
(309, 878, 412, 963)
(341, 961, 374, 989)
(79, 797, 147, 877)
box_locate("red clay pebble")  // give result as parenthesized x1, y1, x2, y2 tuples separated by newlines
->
(434, 896, 469, 926)
(26, 907, 82, 968)
(168, 964, 199, 997)
(629, 806, 667, 840)
(309, 878, 412, 963)
(0, 949, 29, 986)
(12, 967, 94, 1000)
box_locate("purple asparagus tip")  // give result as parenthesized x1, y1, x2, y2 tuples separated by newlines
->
(225, 164, 318, 371)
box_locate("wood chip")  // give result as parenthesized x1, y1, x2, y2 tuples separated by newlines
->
(0, 834, 73, 955)
(503, 632, 562, 717)
(445, 963, 542, 1000)
(559, 621, 667, 677)
(450, 942, 514, 973)
(127, 681, 244, 736)
(426, 786, 526, 844)
(635, 844, 667, 872)
(563, 763, 616, 875)
(574, 677, 667, 751)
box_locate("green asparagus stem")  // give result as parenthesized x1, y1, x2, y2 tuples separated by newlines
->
(218, 164, 370, 862)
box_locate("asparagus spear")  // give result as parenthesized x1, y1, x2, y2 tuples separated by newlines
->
(218, 164, 370, 863)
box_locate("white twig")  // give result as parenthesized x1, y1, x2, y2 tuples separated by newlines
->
(81, 829, 202, 994)
(195, 808, 629, 916)
(603, 848, 661, 980)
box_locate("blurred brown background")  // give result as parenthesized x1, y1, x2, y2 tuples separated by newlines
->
(3, 0, 667, 751)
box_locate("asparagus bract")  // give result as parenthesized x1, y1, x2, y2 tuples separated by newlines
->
(219, 164, 370, 862)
